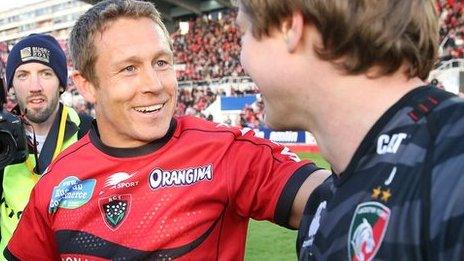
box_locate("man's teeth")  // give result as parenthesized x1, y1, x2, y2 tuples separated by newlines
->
(30, 99, 44, 103)
(134, 104, 164, 113)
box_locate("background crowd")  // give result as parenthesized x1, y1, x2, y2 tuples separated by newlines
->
(1, 4, 463, 128)
(438, 0, 464, 61)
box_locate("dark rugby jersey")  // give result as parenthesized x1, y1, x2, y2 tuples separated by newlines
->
(6, 116, 317, 260)
(298, 86, 464, 260)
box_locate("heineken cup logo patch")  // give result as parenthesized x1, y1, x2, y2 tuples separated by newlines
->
(99, 194, 131, 230)
(348, 201, 390, 261)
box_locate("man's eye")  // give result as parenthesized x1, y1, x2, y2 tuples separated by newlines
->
(41, 71, 54, 78)
(16, 73, 27, 80)
(155, 60, 170, 69)
(121, 65, 136, 73)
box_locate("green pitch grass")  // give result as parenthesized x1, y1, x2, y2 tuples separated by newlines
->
(245, 152, 329, 261)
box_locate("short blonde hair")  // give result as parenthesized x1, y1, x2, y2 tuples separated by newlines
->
(69, 0, 171, 85)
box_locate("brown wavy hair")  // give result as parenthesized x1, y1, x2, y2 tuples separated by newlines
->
(236, 0, 439, 80)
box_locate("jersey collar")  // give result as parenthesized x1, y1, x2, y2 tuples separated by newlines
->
(89, 118, 177, 158)
(333, 85, 433, 186)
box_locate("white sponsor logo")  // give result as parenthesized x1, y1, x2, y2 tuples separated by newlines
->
(376, 133, 407, 155)
(61, 257, 92, 261)
(149, 165, 213, 190)
(302, 201, 327, 248)
(269, 131, 299, 143)
(240, 127, 253, 136)
(384, 167, 397, 186)
(281, 146, 301, 162)
(104, 172, 139, 189)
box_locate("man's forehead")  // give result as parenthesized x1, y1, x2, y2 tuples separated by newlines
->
(15, 62, 53, 71)
(95, 19, 173, 63)
(96, 18, 171, 52)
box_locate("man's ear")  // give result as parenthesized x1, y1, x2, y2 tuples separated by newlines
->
(281, 11, 304, 53)
(71, 71, 96, 104)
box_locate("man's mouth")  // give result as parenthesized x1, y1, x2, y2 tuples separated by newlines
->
(133, 103, 165, 113)
(28, 97, 46, 104)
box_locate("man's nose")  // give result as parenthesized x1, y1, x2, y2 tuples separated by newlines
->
(29, 74, 44, 93)
(140, 67, 163, 93)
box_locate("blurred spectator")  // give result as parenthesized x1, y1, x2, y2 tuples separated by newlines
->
(3, 90, 16, 112)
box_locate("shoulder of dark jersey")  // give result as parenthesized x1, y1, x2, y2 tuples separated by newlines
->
(430, 96, 464, 139)
(311, 174, 335, 201)
(300, 175, 334, 210)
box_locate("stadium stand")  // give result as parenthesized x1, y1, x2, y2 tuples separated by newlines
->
(437, 0, 464, 60)
(1, 4, 463, 124)
(172, 10, 244, 82)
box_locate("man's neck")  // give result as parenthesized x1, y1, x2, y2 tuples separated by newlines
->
(306, 72, 424, 174)
(26, 104, 61, 137)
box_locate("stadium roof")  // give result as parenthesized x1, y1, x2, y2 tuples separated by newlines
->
(82, 0, 234, 21)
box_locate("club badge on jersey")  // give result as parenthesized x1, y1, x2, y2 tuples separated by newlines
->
(347, 201, 390, 261)
(99, 194, 132, 230)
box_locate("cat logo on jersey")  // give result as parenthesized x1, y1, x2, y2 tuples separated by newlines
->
(99, 194, 131, 230)
(347, 202, 390, 261)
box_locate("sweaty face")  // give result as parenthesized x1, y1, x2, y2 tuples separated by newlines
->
(12, 62, 60, 123)
(236, 8, 294, 130)
(90, 17, 177, 148)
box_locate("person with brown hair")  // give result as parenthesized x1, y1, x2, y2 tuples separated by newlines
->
(235, 0, 464, 260)
(4, 0, 329, 260)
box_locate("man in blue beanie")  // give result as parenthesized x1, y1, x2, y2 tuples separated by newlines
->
(0, 33, 92, 257)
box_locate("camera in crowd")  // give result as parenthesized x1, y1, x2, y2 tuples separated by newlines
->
(0, 77, 28, 168)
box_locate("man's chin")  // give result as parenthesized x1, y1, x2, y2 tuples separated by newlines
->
(142, 123, 171, 141)
(26, 111, 50, 124)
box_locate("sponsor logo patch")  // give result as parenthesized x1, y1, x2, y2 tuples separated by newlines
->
(105, 172, 133, 187)
(376, 133, 407, 155)
(98, 172, 140, 196)
(149, 164, 213, 190)
(99, 194, 131, 230)
(20, 46, 50, 63)
(348, 201, 390, 261)
(49, 176, 96, 213)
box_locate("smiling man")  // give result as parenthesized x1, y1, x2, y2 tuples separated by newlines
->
(0, 34, 92, 258)
(4, 1, 329, 260)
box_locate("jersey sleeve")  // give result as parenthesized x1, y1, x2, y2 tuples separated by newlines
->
(5, 185, 59, 260)
(225, 130, 320, 228)
(429, 102, 464, 259)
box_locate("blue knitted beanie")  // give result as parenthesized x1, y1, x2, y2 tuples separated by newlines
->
(6, 34, 67, 90)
